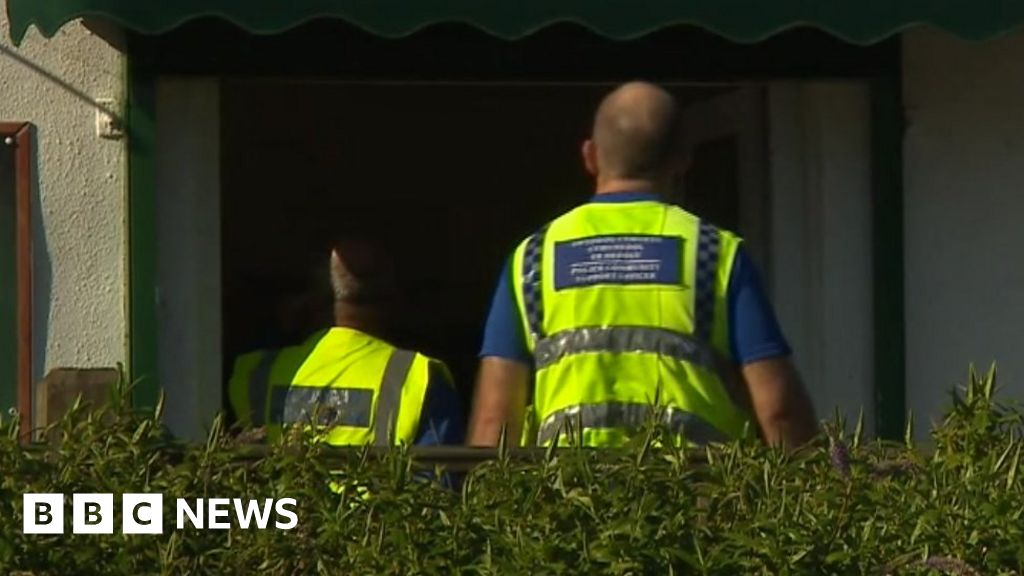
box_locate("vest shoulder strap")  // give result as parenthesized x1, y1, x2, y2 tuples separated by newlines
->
(372, 348, 417, 446)
(694, 219, 722, 343)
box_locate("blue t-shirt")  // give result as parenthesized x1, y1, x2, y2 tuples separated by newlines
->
(479, 192, 791, 366)
(415, 363, 466, 446)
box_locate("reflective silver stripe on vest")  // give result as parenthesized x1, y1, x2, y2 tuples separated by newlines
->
(269, 386, 374, 428)
(533, 326, 715, 371)
(373, 349, 416, 446)
(694, 221, 720, 342)
(248, 350, 279, 427)
(536, 402, 728, 446)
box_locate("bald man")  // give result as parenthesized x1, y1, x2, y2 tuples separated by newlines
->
(468, 82, 817, 449)
(229, 239, 464, 448)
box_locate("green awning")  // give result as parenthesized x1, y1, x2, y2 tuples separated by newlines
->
(7, 0, 1024, 46)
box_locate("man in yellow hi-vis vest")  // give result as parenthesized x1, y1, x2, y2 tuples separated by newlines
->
(230, 239, 463, 447)
(468, 82, 817, 449)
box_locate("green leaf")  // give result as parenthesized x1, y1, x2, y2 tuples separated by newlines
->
(1007, 443, 1022, 490)
(824, 550, 852, 564)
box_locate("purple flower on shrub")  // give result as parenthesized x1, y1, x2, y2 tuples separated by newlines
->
(881, 555, 981, 575)
(920, 556, 979, 575)
(830, 439, 851, 478)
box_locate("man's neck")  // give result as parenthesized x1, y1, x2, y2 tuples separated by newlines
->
(594, 177, 667, 197)
(333, 306, 388, 340)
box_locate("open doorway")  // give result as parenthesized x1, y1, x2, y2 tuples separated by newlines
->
(148, 22, 885, 440)
(155, 76, 872, 440)
(219, 81, 770, 406)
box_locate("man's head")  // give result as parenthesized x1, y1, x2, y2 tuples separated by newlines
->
(583, 81, 687, 190)
(329, 237, 398, 331)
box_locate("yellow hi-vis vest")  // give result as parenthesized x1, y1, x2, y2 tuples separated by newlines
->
(228, 327, 437, 446)
(511, 199, 751, 447)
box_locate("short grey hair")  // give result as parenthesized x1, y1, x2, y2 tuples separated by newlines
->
(328, 238, 396, 305)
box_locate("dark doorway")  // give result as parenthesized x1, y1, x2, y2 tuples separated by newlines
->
(220, 82, 743, 403)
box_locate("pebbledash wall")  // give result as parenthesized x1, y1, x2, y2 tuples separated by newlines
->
(902, 29, 1024, 432)
(0, 14, 128, 382)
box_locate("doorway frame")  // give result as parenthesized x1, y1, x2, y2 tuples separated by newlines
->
(0, 121, 33, 440)
(124, 22, 905, 439)
(677, 85, 770, 275)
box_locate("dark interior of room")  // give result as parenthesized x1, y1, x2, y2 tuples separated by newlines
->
(219, 82, 739, 412)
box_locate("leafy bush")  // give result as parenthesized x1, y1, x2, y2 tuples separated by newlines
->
(1, 366, 1023, 575)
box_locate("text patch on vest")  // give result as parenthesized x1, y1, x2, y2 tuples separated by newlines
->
(554, 235, 682, 290)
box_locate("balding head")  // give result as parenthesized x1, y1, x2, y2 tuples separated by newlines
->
(587, 82, 683, 183)
(329, 238, 397, 307)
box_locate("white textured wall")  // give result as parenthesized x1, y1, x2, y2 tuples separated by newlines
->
(769, 82, 874, 433)
(904, 29, 1024, 430)
(0, 17, 127, 379)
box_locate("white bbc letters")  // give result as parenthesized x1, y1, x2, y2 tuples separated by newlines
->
(123, 494, 164, 534)
(73, 494, 114, 534)
(23, 494, 64, 534)
(177, 498, 203, 529)
(23, 494, 298, 533)
(233, 499, 273, 529)
(207, 498, 231, 529)
(275, 498, 298, 530)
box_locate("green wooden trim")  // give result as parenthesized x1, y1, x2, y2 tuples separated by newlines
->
(871, 73, 906, 440)
(133, 22, 898, 80)
(127, 55, 160, 409)
(9, 0, 1024, 46)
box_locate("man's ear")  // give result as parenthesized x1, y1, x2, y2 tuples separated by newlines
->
(582, 139, 599, 177)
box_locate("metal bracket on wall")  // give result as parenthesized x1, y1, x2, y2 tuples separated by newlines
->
(95, 98, 125, 140)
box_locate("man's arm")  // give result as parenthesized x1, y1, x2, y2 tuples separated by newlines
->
(468, 257, 533, 447)
(725, 246, 818, 448)
(467, 357, 529, 447)
(741, 357, 817, 448)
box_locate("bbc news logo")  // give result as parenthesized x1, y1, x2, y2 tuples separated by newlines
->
(23, 494, 298, 534)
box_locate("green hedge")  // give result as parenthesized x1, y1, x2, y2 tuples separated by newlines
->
(2, 367, 1023, 575)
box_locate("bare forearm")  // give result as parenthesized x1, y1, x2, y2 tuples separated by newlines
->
(467, 412, 520, 447)
(742, 358, 818, 449)
(755, 386, 818, 448)
(467, 357, 529, 447)
(467, 396, 522, 447)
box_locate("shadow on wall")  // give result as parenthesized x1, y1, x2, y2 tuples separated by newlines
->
(0, 40, 120, 403)
(0, 44, 122, 124)
(30, 134, 51, 386)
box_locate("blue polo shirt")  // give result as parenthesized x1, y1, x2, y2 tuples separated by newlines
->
(416, 363, 465, 446)
(479, 192, 791, 366)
